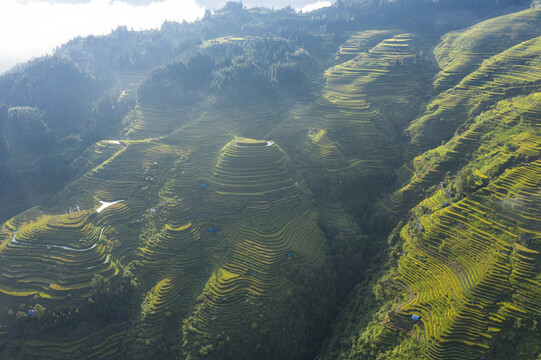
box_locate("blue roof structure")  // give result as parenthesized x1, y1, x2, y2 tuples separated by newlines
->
(209, 228, 216, 232)
(412, 315, 420, 321)
(27, 310, 36, 316)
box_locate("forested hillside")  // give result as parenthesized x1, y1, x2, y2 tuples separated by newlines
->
(0, 1, 539, 359)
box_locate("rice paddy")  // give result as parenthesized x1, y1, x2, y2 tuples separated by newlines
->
(1, 8, 540, 359)
(391, 157, 541, 359)
(433, 9, 541, 92)
(0, 209, 116, 299)
(270, 30, 434, 177)
(381, 37, 541, 360)
(408, 10, 541, 149)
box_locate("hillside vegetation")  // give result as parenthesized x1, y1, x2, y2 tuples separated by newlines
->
(0, 1, 539, 359)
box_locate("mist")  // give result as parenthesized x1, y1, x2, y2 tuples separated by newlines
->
(0, 0, 333, 75)
(0, 0, 205, 74)
(297, 1, 331, 13)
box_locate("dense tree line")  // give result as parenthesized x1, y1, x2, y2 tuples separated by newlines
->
(138, 37, 315, 106)
(0, 57, 102, 136)
(80, 91, 135, 144)
(0, 106, 55, 155)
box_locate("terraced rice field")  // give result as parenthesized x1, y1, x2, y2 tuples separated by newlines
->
(2, 10, 540, 358)
(270, 31, 433, 177)
(0, 102, 200, 354)
(388, 90, 541, 214)
(433, 9, 541, 92)
(334, 30, 397, 63)
(385, 91, 541, 358)
(115, 73, 145, 102)
(178, 137, 326, 352)
(200, 36, 251, 48)
(0, 209, 116, 299)
(387, 19, 541, 212)
(391, 156, 541, 358)
(408, 11, 541, 148)
(374, 16, 541, 358)
(321, 33, 431, 167)
(52, 138, 181, 212)
(302, 129, 350, 171)
(123, 105, 194, 139)
(136, 222, 206, 348)
(61, 98, 329, 354)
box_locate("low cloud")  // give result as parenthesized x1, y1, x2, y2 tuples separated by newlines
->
(296, 1, 331, 13)
(0, 0, 205, 74)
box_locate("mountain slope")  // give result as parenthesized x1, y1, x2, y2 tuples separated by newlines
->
(318, 11, 541, 360)
(0, 2, 540, 360)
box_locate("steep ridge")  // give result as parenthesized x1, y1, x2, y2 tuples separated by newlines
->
(395, 163, 540, 358)
(433, 9, 541, 92)
(389, 30, 541, 212)
(319, 95, 541, 360)
(319, 17, 541, 360)
(181, 137, 327, 358)
(392, 93, 541, 355)
(119, 103, 334, 359)
(406, 9, 541, 149)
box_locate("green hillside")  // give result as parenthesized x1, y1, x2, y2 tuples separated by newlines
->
(0, 1, 540, 359)
(318, 9, 541, 360)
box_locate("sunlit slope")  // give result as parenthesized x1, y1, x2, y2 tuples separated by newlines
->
(434, 9, 541, 92)
(122, 104, 238, 355)
(50, 138, 180, 212)
(407, 12, 541, 149)
(38, 98, 328, 358)
(378, 94, 541, 359)
(319, 91, 541, 360)
(123, 105, 194, 140)
(391, 159, 541, 359)
(389, 37, 541, 210)
(3, 7, 541, 359)
(0, 105, 192, 357)
(0, 96, 311, 357)
(135, 222, 207, 355)
(334, 30, 396, 63)
(387, 30, 541, 214)
(322, 33, 429, 169)
(270, 31, 434, 176)
(0, 209, 117, 299)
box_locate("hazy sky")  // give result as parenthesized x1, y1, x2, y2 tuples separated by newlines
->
(0, 0, 331, 74)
